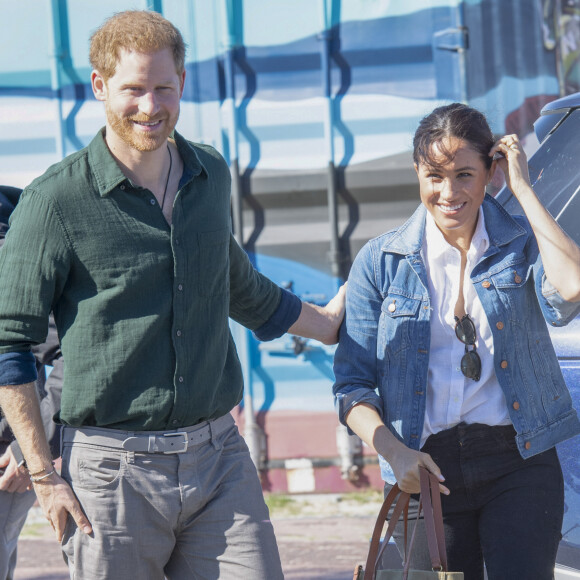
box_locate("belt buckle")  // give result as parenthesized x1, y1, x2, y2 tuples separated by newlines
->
(163, 432, 188, 454)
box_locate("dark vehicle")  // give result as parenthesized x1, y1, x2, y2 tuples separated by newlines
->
(496, 91, 580, 578)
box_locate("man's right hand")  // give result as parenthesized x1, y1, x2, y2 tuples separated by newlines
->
(0, 446, 32, 493)
(33, 473, 92, 541)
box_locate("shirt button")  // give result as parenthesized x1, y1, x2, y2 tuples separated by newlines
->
(482, 280, 491, 289)
(496, 321, 504, 330)
(120, 184, 126, 190)
(525, 441, 531, 450)
(500, 360, 508, 369)
(178, 376, 184, 383)
(150, 199, 156, 205)
(513, 401, 520, 410)
(172, 419, 178, 425)
(176, 330, 182, 337)
(178, 284, 183, 291)
(175, 239, 180, 245)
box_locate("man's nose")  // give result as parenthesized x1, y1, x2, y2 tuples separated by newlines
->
(138, 92, 159, 116)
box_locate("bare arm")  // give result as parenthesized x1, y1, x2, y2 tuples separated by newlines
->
(491, 135, 580, 302)
(345, 403, 448, 495)
(288, 283, 347, 344)
(0, 382, 92, 540)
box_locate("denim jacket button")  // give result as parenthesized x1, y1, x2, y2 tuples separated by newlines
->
(513, 401, 520, 410)
(482, 280, 491, 289)
(496, 321, 504, 330)
(501, 360, 508, 369)
(388, 303, 396, 313)
(525, 441, 531, 450)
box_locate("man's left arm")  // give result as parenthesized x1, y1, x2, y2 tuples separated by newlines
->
(287, 284, 346, 345)
(228, 234, 346, 344)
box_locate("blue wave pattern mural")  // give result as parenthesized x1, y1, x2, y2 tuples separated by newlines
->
(0, 0, 563, 181)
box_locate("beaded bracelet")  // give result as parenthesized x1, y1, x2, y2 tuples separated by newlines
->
(30, 469, 56, 483)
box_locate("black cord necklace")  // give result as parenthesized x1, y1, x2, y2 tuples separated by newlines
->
(160, 143, 172, 211)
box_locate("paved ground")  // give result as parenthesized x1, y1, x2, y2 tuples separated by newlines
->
(14, 493, 384, 580)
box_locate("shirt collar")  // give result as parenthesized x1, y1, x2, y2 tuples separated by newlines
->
(424, 206, 489, 260)
(88, 128, 208, 198)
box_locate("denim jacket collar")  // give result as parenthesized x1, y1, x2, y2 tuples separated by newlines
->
(381, 194, 528, 257)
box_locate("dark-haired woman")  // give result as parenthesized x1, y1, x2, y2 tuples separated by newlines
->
(333, 103, 580, 579)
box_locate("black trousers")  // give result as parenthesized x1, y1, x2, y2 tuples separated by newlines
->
(385, 423, 563, 580)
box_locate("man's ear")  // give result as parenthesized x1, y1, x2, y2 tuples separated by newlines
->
(91, 71, 107, 102)
(179, 69, 186, 98)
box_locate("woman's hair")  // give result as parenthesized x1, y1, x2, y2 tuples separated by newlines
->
(413, 103, 495, 169)
(89, 10, 186, 81)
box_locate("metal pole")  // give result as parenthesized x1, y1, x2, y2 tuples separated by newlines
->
(221, 0, 244, 246)
(221, 0, 262, 471)
(454, 0, 468, 105)
(146, 0, 163, 12)
(186, 1, 204, 142)
(318, 0, 342, 282)
(48, 0, 66, 160)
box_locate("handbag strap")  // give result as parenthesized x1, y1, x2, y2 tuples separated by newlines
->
(419, 466, 448, 571)
(363, 484, 411, 580)
(362, 468, 449, 579)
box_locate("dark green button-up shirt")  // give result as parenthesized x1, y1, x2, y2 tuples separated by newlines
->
(0, 130, 293, 430)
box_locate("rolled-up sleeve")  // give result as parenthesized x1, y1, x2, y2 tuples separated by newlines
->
(534, 260, 580, 326)
(333, 241, 383, 426)
(0, 351, 37, 385)
(253, 288, 302, 341)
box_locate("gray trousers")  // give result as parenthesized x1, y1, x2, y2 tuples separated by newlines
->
(60, 414, 283, 580)
(0, 486, 36, 580)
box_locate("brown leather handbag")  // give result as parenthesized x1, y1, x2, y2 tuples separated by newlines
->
(354, 467, 464, 580)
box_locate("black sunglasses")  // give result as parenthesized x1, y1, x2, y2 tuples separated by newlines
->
(454, 314, 481, 381)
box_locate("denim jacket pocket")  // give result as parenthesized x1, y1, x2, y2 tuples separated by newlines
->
(378, 294, 421, 355)
(490, 262, 532, 290)
(490, 262, 533, 315)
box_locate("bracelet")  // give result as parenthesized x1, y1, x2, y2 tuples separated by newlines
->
(28, 463, 54, 478)
(30, 469, 56, 483)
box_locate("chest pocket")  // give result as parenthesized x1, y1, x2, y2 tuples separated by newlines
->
(490, 262, 532, 289)
(197, 228, 230, 297)
(489, 262, 533, 318)
(378, 293, 421, 355)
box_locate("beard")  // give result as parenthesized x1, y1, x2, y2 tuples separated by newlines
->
(105, 103, 179, 152)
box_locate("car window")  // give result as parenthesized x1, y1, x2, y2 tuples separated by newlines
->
(500, 109, 580, 246)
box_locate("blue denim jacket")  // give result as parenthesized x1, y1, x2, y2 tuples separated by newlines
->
(334, 194, 580, 479)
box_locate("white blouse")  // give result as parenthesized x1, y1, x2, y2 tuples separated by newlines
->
(420, 208, 511, 448)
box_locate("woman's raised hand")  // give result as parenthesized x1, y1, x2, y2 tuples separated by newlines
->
(489, 134, 532, 199)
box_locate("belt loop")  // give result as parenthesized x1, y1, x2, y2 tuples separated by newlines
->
(59, 427, 64, 458)
(209, 420, 221, 450)
(127, 431, 135, 463)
